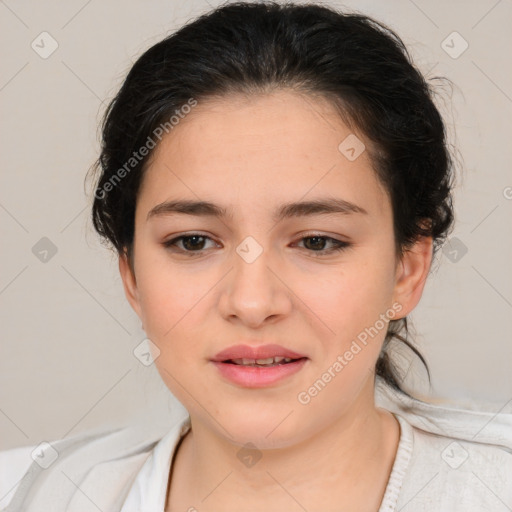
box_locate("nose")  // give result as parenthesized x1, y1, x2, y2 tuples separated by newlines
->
(218, 243, 292, 329)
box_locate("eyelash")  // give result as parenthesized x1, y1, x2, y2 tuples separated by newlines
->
(162, 233, 351, 257)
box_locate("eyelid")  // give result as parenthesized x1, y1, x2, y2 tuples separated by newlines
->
(298, 230, 349, 241)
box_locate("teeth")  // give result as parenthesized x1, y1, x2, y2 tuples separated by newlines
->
(230, 356, 294, 366)
(255, 357, 274, 365)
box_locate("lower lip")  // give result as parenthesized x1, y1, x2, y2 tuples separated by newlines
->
(211, 358, 308, 388)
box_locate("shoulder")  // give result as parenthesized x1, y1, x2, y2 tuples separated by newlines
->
(0, 444, 37, 510)
(396, 419, 512, 510)
(396, 425, 512, 512)
(0, 417, 179, 512)
(375, 379, 512, 510)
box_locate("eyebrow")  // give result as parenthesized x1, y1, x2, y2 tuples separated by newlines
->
(146, 197, 368, 223)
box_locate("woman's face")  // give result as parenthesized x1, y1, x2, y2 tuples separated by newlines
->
(119, 90, 430, 448)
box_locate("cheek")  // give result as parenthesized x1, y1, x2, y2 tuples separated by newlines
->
(134, 254, 224, 371)
(134, 262, 218, 409)
(134, 255, 199, 340)
(296, 254, 396, 338)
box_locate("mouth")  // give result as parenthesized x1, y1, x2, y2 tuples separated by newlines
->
(211, 343, 307, 362)
(211, 356, 309, 388)
(221, 356, 307, 367)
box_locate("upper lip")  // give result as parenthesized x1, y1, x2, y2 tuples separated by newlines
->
(211, 344, 308, 362)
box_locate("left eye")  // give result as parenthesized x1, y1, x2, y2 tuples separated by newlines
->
(162, 234, 350, 255)
(296, 235, 350, 254)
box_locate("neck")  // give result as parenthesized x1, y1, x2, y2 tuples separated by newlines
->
(168, 379, 400, 511)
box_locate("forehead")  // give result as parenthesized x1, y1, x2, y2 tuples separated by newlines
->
(150, 90, 354, 162)
(138, 90, 389, 218)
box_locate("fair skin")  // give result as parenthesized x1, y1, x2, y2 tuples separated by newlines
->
(119, 90, 433, 511)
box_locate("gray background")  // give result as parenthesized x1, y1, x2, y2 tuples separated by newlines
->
(1, 0, 511, 452)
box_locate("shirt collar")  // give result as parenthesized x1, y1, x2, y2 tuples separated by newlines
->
(120, 414, 191, 511)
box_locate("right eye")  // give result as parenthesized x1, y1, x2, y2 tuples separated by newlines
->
(162, 234, 218, 255)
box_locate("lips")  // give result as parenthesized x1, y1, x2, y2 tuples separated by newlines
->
(211, 343, 308, 363)
(210, 344, 309, 388)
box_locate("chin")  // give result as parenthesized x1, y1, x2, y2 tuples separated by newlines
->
(215, 411, 306, 449)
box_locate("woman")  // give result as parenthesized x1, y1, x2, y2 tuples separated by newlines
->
(2, 2, 511, 511)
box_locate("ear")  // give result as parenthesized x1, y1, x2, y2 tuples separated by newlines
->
(392, 235, 433, 318)
(118, 250, 143, 319)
